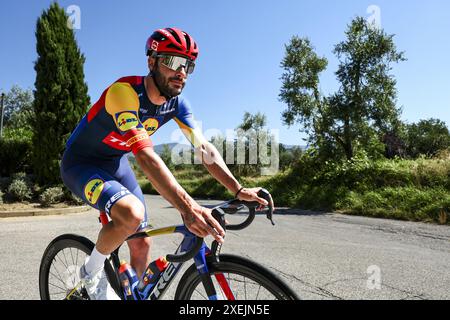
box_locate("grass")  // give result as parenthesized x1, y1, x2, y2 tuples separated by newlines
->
(135, 155, 450, 225)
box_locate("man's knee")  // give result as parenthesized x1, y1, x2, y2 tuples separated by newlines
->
(110, 195, 145, 234)
(128, 237, 152, 252)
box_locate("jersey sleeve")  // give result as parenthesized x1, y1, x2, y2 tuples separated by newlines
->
(173, 97, 207, 149)
(105, 82, 153, 155)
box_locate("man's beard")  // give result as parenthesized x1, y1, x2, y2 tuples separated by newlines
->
(152, 64, 185, 99)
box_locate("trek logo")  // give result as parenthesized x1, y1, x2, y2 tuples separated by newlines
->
(152, 247, 182, 299)
(116, 112, 138, 132)
(152, 262, 179, 299)
(105, 187, 130, 214)
(102, 132, 131, 151)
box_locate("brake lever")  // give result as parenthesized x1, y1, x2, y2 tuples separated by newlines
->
(211, 208, 227, 230)
(257, 188, 275, 226)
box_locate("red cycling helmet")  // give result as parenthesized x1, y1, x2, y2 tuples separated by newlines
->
(145, 27, 199, 61)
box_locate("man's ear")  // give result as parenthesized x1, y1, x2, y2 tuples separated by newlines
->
(148, 56, 155, 72)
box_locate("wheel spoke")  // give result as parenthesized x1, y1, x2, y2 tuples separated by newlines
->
(62, 249, 70, 270)
(48, 281, 67, 292)
(255, 285, 262, 300)
(194, 288, 208, 300)
(55, 252, 68, 269)
(244, 275, 247, 300)
(180, 258, 295, 300)
(49, 262, 67, 288)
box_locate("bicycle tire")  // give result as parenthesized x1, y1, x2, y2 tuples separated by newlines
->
(174, 254, 299, 300)
(39, 234, 122, 300)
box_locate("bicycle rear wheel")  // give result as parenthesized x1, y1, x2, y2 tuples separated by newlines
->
(175, 254, 299, 300)
(39, 234, 121, 300)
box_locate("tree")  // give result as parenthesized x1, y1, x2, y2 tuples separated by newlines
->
(1, 85, 34, 128)
(405, 119, 450, 158)
(234, 112, 273, 176)
(0, 86, 34, 176)
(160, 144, 175, 170)
(237, 112, 267, 131)
(33, 3, 90, 185)
(280, 17, 406, 161)
(279, 37, 328, 148)
(279, 144, 303, 170)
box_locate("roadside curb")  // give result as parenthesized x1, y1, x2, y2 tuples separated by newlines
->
(0, 205, 92, 218)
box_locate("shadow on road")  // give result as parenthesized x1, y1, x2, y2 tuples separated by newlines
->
(161, 205, 332, 217)
(273, 208, 332, 216)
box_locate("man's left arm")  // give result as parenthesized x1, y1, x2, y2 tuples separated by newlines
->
(196, 142, 272, 207)
(195, 142, 241, 195)
(174, 98, 272, 206)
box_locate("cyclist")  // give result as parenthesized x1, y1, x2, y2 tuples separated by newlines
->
(60, 27, 273, 300)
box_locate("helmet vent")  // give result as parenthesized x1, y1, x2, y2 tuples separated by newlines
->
(185, 36, 191, 51)
(167, 43, 183, 51)
(167, 28, 182, 44)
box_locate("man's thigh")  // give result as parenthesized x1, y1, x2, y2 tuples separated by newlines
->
(61, 163, 149, 229)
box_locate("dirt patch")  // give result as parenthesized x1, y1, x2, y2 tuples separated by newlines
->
(0, 202, 75, 212)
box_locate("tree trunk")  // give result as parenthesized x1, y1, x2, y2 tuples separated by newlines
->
(344, 117, 353, 160)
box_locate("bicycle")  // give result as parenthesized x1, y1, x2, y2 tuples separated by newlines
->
(39, 189, 299, 300)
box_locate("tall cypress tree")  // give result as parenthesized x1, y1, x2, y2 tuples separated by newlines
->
(33, 2, 90, 185)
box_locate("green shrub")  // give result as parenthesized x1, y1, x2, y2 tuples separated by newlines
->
(138, 151, 450, 224)
(0, 190, 4, 204)
(140, 181, 157, 195)
(69, 193, 85, 206)
(0, 128, 33, 176)
(59, 186, 85, 205)
(39, 186, 65, 207)
(336, 187, 449, 223)
(8, 179, 32, 201)
(12, 172, 28, 181)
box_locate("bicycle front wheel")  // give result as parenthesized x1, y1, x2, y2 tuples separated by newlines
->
(175, 254, 299, 300)
(39, 234, 121, 300)
(39, 234, 94, 300)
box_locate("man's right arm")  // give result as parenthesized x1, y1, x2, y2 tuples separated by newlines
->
(134, 147, 225, 243)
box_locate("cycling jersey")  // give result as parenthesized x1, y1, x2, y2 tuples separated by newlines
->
(61, 76, 206, 228)
(65, 76, 206, 161)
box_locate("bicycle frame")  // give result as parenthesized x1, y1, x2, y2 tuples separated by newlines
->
(97, 189, 275, 301)
(109, 222, 230, 300)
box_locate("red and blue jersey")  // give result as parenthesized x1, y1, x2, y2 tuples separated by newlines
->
(61, 76, 207, 224)
(65, 76, 206, 160)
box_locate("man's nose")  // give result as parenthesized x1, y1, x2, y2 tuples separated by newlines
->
(176, 66, 187, 78)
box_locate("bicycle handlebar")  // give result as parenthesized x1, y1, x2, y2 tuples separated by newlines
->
(213, 188, 275, 230)
(165, 188, 274, 263)
(166, 236, 203, 263)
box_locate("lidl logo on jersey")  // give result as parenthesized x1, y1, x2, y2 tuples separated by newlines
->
(142, 118, 160, 136)
(116, 112, 139, 132)
(84, 178, 105, 205)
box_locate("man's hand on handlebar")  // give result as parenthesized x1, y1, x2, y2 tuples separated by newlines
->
(236, 187, 275, 212)
(181, 206, 226, 244)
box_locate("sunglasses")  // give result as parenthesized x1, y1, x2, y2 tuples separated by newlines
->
(156, 54, 196, 74)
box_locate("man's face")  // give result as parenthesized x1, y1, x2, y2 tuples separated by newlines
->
(150, 56, 187, 98)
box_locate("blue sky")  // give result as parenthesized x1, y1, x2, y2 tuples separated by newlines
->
(1, 0, 449, 146)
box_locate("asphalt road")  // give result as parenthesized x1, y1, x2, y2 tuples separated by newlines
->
(0, 194, 449, 300)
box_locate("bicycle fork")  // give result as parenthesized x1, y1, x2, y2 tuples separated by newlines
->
(194, 244, 235, 300)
